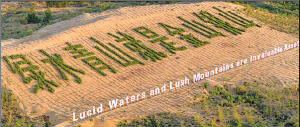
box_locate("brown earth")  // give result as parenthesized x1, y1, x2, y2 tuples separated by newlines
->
(1, 2, 299, 127)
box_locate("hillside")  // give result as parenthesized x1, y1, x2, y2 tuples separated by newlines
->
(1, 1, 299, 127)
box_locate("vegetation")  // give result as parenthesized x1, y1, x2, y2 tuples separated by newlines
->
(227, 1, 299, 35)
(108, 32, 168, 62)
(177, 16, 225, 38)
(90, 37, 144, 67)
(133, 26, 187, 54)
(44, 6, 52, 23)
(1, 1, 179, 40)
(118, 80, 299, 126)
(3, 54, 59, 93)
(213, 7, 261, 28)
(40, 49, 85, 84)
(1, 81, 52, 126)
(193, 11, 246, 35)
(26, 6, 40, 23)
(159, 23, 210, 48)
(64, 42, 117, 76)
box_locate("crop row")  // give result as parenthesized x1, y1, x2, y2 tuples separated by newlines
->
(177, 16, 225, 38)
(134, 26, 159, 39)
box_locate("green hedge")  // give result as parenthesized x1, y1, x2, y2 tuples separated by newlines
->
(180, 34, 210, 48)
(107, 32, 131, 42)
(40, 49, 85, 84)
(64, 40, 117, 76)
(108, 43, 145, 65)
(158, 23, 185, 36)
(151, 36, 187, 54)
(213, 7, 261, 28)
(109, 31, 168, 62)
(134, 26, 159, 39)
(90, 37, 144, 67)
(65, 42, 95, 59)
(82, 56, 117, 76)
(3, 54, 58, 94)
(177, 16, 225, 38)
(193, 11, 245, 35)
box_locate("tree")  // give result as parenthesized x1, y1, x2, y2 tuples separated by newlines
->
(44, 6, 52, 23)
(204, 82, 208, 89)
(236, 85, 247, 94)
(233, 107, 242, 127)
(26, 6, 39, 23)
(210, 119, 216, 127)
(218, 106, 224, 121)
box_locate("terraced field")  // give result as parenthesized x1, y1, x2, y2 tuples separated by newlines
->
(1, 2, 299, 126)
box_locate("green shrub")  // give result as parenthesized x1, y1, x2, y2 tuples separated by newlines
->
(236, 85, 247, 94)
(151, 36, 187, 54)
(19, 19, 28, 25)
(158, 22, 185, 36)
(26, 6, 40, 23)
(90, 37, 144, 66)
(40, 49, 85, 84)
(134, 26, 159, 39)
(3, 54, 58, 93)
(204, 82, 208, 88)
(193, 11, 245, 35)
(177, 16, 225, 38)
(109, 32, 167, 62)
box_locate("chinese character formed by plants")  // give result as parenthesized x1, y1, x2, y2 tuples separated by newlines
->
(177, 16, 225, 38)
(134, 26, 187, 54)
(193, 11, 245, 35)
(108, 32, 167, 62)
(213, 7, 261, 28)
(90, 37, 145, 67)
(159, 23, 210, 48)
(3, 54, 58, 93)
(134, 26, 159, 39)
(40, 49, 85, 83)
(64, 42, 116, 76)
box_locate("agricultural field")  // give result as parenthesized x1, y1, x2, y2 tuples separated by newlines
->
(1, 1, 299, 127)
